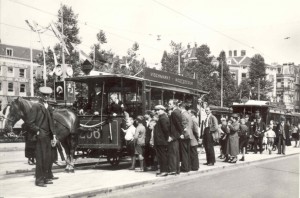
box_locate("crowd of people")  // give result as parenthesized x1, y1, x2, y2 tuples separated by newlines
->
(122, 99, 203, 176)
(121, 98, 299, 177)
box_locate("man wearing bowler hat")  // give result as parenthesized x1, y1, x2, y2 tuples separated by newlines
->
(27, 87, 58, 187)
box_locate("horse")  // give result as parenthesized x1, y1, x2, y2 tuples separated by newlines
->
(3, 97, 79, 172)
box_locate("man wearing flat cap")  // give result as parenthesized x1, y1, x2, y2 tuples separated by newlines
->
(153, 105, 170, 177)
(276, 116, 290, 155)
(253, 115, 266, 154)
(26, 87, 58, 187)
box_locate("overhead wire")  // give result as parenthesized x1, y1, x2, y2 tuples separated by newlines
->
(6, 0, 162, 53)
(150, 0, 274, 60)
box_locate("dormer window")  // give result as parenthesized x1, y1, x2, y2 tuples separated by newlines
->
(6, 48, 13, 56)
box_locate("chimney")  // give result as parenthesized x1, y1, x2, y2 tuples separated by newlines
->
(234, 50, 237, 57)
(241, 50, 246, 56)
(229, 50, 232, 57)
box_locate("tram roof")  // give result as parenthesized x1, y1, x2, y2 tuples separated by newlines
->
(232, 100, 271, 107)
(66, 72, 208, 95)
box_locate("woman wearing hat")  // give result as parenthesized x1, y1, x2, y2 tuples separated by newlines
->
(226, 113, 240, 163)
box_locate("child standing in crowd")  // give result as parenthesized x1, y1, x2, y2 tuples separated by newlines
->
(134, 116, 146, 172)
(264, 125, 276, 154)
(122, 117, 136, 170)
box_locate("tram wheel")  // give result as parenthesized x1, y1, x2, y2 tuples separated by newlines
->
(107, 153, 120, 166)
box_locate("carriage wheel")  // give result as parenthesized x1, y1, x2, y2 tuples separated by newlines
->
(107, 153, 120, 166)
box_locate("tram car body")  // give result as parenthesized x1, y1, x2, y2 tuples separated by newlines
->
(65, 68, 208, 165)
(232, 100, 300, 125)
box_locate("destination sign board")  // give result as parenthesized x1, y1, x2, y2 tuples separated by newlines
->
(144, 67, 197, 89)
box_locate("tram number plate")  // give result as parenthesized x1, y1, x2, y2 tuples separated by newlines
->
(78, 120, 119, 145)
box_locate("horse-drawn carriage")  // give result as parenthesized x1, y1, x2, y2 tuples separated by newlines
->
(66, 68, 208, 166)
(3, 68, 207, 168)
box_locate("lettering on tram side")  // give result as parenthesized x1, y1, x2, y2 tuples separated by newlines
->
(144, 67, 197, 89)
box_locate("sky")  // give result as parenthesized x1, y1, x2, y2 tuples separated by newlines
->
(1, 0, 300, 67)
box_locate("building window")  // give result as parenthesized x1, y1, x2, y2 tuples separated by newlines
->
(277, 79, 281, 88)
(8, 67, 14, 77)
(20, 84, 26, 93)
(0, 82, 2, 91)
(6, 48, 13, 56)
(19, 69, 25, 78)
(8, 82, 14, 92)
(242, 73, 247, 78)
(277, 68, 281, 74)
(234, 50, 237, 57)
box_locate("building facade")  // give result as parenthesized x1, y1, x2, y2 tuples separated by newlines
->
(226, 49, 299, 112)
(0, 43, 42, 111)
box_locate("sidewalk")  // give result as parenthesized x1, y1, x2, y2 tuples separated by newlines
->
(0, 144, 299, 198)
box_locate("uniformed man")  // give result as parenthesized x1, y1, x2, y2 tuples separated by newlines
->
(27, 87, 58, 187)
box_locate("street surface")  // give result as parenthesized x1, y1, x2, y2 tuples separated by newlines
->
(104, 155, 299, 198)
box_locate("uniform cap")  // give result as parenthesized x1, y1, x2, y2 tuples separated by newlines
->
(39, 86, 53, 95)
(154, 105, 166, 111)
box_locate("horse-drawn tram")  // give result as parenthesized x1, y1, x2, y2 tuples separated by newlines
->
(65, 68, 208, 165)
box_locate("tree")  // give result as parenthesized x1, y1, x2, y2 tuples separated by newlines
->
(161, 41, 184, 74)
(34, 5, 82, 97)
(216, 51, 239, 106)
(249, 54, 268, 100)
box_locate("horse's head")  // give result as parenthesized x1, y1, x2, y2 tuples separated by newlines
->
(3, 97, 26, 133)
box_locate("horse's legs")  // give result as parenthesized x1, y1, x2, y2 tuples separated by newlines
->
(60, 140, 71, 172)
(68, 134, 77, 173)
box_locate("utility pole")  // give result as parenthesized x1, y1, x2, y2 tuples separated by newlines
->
(61, 4, 66, 100)
(221, 61, 224, 107)
(258, 77, 261, 100)
(30, 31, 34, 96)
(178, 48, 181, 75)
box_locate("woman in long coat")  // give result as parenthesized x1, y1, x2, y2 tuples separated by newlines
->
(226, 114, 240, 163)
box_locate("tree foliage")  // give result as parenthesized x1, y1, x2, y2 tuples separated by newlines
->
(34, 4, 81, 96)
(248, 54, 270, 100)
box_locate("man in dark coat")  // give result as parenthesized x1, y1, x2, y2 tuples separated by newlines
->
(27, 87, 57, 187)
(168, 99, 183, 175)
(276, 116, 291, 155)
(178, 102, 193, 172)
(154, 105, 170, 177)
(253, 115, 266, 154)
(203, 107, 218, 166)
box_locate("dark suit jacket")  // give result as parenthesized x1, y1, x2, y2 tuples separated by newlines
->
(276, 123, 290, 140)
(206, 114, 218, 132)
(154, 113, 170, 146)
(253, 121, 266, 137)
(27, 102, 55, 139)
(169, 108, 184, 140)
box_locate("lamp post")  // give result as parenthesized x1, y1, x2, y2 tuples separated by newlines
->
(221, 60, 224, 107)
